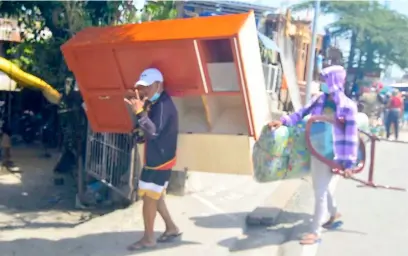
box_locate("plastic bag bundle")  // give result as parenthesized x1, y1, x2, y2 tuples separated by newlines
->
(253, 114, 370, 183)
(253, 122, 310, 183)
(252, 143, 289, 182)
(252, 126, 291, 183)
(256, 125, 291, 157)
(287, 120, 311, 178)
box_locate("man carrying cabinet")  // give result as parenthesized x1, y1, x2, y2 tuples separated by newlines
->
(124, 68, 181, 251)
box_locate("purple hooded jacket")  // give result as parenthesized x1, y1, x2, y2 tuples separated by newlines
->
(280, 65, 358, 169)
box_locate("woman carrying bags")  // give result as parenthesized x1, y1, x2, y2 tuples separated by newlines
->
(268, 65, 359, 245)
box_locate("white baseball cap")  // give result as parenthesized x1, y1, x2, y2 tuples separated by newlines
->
(135, 68, 164, 87)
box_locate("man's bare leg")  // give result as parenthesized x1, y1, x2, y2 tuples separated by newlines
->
(128, 196, 158, 250)
(157, 195, 179, 235)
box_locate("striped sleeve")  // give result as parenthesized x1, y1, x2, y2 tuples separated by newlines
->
(335, 105, 359, 169)
(280, 94, 321, 126)
(137, 101, 169, 140)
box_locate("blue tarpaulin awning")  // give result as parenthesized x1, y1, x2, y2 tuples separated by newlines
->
(257, 32, 280, 53)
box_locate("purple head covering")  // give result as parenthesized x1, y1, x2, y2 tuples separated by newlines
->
(313, 65, 350, 119)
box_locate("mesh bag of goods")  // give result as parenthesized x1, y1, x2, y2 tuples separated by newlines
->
(252, 125, 292, 183)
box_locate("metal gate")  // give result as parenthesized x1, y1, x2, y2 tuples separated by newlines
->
(84, 126, 141, 201)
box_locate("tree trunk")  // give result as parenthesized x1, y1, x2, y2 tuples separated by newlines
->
(354, 50, 364, 83)
(364, 45, 375, 73)
(347, 30, 357, 72)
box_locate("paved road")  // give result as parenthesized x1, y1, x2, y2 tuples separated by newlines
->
(280, 139, 408, 256)
(0, 172, 296, 256)
(2, 139, 408, 256)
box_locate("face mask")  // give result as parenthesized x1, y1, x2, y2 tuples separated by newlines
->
(150, 92, 161, 102)
(149, 86, 161, 102)
(320, 83, 330, 94)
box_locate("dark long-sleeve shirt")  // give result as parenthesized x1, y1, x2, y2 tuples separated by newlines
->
(136, 92, 178, 170)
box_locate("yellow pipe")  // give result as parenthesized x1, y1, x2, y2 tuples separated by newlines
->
(0, 57, 62, 104)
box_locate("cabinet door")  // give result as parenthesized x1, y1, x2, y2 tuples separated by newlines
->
(83, 91, 133, 133)
(72, 47, 124, 91)
(114, 40, 206, 95)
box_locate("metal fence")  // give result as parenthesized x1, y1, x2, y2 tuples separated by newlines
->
(84, 127, 140, 201)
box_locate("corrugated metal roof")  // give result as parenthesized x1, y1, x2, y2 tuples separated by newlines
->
(184, 1, 276, 18)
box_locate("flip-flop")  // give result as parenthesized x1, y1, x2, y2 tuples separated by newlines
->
(157, 232, 183, 243)
(127, 242, 156, 251)
(322, 214, 342, 229)
(323, 220, 344, 230)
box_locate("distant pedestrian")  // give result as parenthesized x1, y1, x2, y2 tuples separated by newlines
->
(385, 89, 403, 140)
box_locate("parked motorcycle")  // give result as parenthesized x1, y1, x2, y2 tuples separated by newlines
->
(19, 110, 38, 143)
(19, 110, 57, 146)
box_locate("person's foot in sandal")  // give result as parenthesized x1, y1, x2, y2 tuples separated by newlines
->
(157, 229, 182, 243)
(127, 238, 156, 251)
(299, 233, 321, 245)
(322, 213, 342, 229)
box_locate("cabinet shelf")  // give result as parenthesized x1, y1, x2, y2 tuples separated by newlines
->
(174, 94, 248, 135)
(198, 39, 241, 93)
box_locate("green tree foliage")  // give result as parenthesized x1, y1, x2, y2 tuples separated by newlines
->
(0, 1, 178, 159)
(142, 1, 178, 21)
(0, 0, 178, 91)
(292, 1, 408, 72)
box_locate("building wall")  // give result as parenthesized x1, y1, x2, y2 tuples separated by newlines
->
(294, 33, 322, 82)
(0, 18, 21, 42)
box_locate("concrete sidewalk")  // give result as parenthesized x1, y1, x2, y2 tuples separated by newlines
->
(0, 172, 306, 256)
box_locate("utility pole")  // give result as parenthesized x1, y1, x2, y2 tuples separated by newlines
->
(305, 0, 321, 104)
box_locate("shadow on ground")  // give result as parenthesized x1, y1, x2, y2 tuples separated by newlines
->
(190, 208, 313, 252)
(0, 231, 199, 256)
(0, 145, 118, 231)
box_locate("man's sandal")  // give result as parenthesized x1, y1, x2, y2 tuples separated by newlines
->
(157, 232, 183, 243)
(127, 242, 156, 251)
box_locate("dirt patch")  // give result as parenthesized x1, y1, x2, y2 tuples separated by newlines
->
(0, 145, 113, 232)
